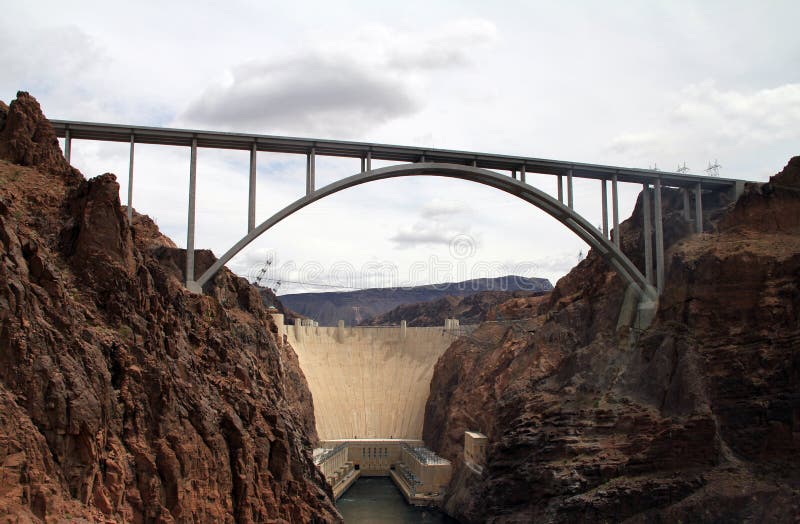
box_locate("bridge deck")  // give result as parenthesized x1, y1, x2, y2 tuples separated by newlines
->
(50, 119, 738, 189)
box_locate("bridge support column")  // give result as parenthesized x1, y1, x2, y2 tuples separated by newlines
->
(557, 175, 563, 203)
(360, 156, 366, 173)
(601, 179, 609, 239)
(186, 138, 199, 291)
(567, 169, 574, 209)
(511, 169, 517, 180)
(366, 151, 372, 172)
(127, 135, 134, 221)
(612, 174, 620, 248)
(694, 183, 703, 233)
(64, 129, 71, 163)
(642, 184, 653, 286)
(520, 164, 526, 184)
(681, 188, 691, 223)
(306, 148, 316, 195)
(248, 143, 257, 232)
(654, 178, 664, 294)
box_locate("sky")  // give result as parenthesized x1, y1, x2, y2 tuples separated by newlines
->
(2, 1, 798, 294)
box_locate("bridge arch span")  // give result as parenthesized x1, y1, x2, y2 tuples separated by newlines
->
(193, 162, 656, 300)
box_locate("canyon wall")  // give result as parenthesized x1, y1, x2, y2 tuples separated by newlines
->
(287, 324, 454, 440)
(424, 160, 800, 522)
(0, 93, 340, 522)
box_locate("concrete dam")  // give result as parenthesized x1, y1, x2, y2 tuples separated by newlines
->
(280, 316, 460, 440)
(273, 314, 468, 503)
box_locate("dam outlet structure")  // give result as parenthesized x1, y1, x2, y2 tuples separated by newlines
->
(275, 314, 460, 504)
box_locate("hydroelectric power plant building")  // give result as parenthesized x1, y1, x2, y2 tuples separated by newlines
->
(274, 314, 458, 504)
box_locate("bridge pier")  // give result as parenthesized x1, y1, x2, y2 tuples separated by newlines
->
(520, 164, 526, 183)
(681, 188, 691, 222)
(306, 147, 316, 195)
(694, 183, 703, 233)
(127, 135, 134, 221)
(642, 184, 653, 286)
(557, 175, 564, 203)
(64, 128, 71, 163)
(186, 138, 198, 290)
(567, 169, 574, 209)
(601, 179, 609, 239)
(248, 142, 257, 232)
(654, 178, 665, 294)
(612, 174, 620, 248)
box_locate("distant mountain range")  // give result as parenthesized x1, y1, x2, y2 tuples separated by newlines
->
(278, 275, 553, 326)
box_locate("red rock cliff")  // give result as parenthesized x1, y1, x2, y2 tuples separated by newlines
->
(0, 92, 340, 522)
(424, 160, 800, 522)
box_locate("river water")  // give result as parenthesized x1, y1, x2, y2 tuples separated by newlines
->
(336, 477, 458, 523)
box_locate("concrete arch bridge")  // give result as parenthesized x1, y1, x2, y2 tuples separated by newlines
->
(51, 120, 744, 303)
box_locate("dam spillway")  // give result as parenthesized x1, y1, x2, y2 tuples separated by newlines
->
(280, 316, 459, 441)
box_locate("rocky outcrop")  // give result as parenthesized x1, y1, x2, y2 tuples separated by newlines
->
(424, 162, 800, 523)
(0, 91, 78, 182)
(0, 93, 340, 522)
(360, 290, 547, 327)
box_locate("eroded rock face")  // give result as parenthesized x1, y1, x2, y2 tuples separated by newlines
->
(424, 161, 800, 523)
(0, 93, 340, 522)
(0, 91, 78, 182)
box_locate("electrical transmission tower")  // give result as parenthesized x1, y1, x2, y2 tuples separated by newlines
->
(254, 253, 281, 293)
(705, 159, 721, 177)
(676, 162, 690, 174)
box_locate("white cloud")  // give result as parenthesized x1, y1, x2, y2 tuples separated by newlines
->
(420, 198, 469, 219)
(0, 24, 107, 94)
(177, 19, 498, 137)
(607, 81, 800, 177)
(179, 55, 419, 137)
(383, 18, 497, 70)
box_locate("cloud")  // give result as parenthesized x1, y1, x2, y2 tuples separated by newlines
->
(179, 55, 420, 136)
(420, 198, 469, 219)
(606, 81, 800, 175)
(0, 24, 108, 96)
(178, 18, 497, 137)
(390, 223, 458, 248)
(390, 197, 476, 249)
(672, 81, 800, 143)
(383, 18, 497, 70)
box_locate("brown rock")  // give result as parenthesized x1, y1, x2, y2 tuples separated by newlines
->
(0, 100, 8, 132)
(0, 92, 78, 182)
(0, 92, 340, 522)
(424, 164, 800, 523)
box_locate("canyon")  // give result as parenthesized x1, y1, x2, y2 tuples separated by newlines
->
(1, 90, 797, 523)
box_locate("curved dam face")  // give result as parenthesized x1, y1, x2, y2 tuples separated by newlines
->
(284, 319, 456, 441)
